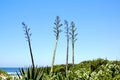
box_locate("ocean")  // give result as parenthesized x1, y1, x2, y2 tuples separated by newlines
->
(0, 67, 21, 76)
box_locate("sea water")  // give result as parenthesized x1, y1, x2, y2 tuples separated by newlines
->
(0, 67, 20, 76)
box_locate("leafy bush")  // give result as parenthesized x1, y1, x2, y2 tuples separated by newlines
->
(0, 69, 9, 77)
(54, 65, 65, 74)
(3, 58, 120, 80)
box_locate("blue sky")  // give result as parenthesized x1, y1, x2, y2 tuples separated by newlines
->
(0, 0, 120, 67)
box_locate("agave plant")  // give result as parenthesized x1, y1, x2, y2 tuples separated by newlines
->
(19, 66, 44, 80)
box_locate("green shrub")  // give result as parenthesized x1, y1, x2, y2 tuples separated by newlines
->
(16, 58, 120, 80)
(54, 66, 65, 74)
(0, 69, 9, 77)
(0, 76, 2, 80)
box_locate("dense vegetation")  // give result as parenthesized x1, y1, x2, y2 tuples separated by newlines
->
(19, 58, 120, 80)
(1, 58, 120, 80)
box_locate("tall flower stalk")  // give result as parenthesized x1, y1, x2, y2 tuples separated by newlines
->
(70, 21, 78, 68)
(51, 16, 62, 73)
(64, 20, 70, 74)
(22, 22, 35, 68)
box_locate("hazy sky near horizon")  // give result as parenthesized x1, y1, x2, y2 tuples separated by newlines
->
(0, 0, 120, 67)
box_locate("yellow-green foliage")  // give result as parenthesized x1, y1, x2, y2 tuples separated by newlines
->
(7, 58, 120, 80)
(54, 65, 65, 73)
(0, 69, 9, 77)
